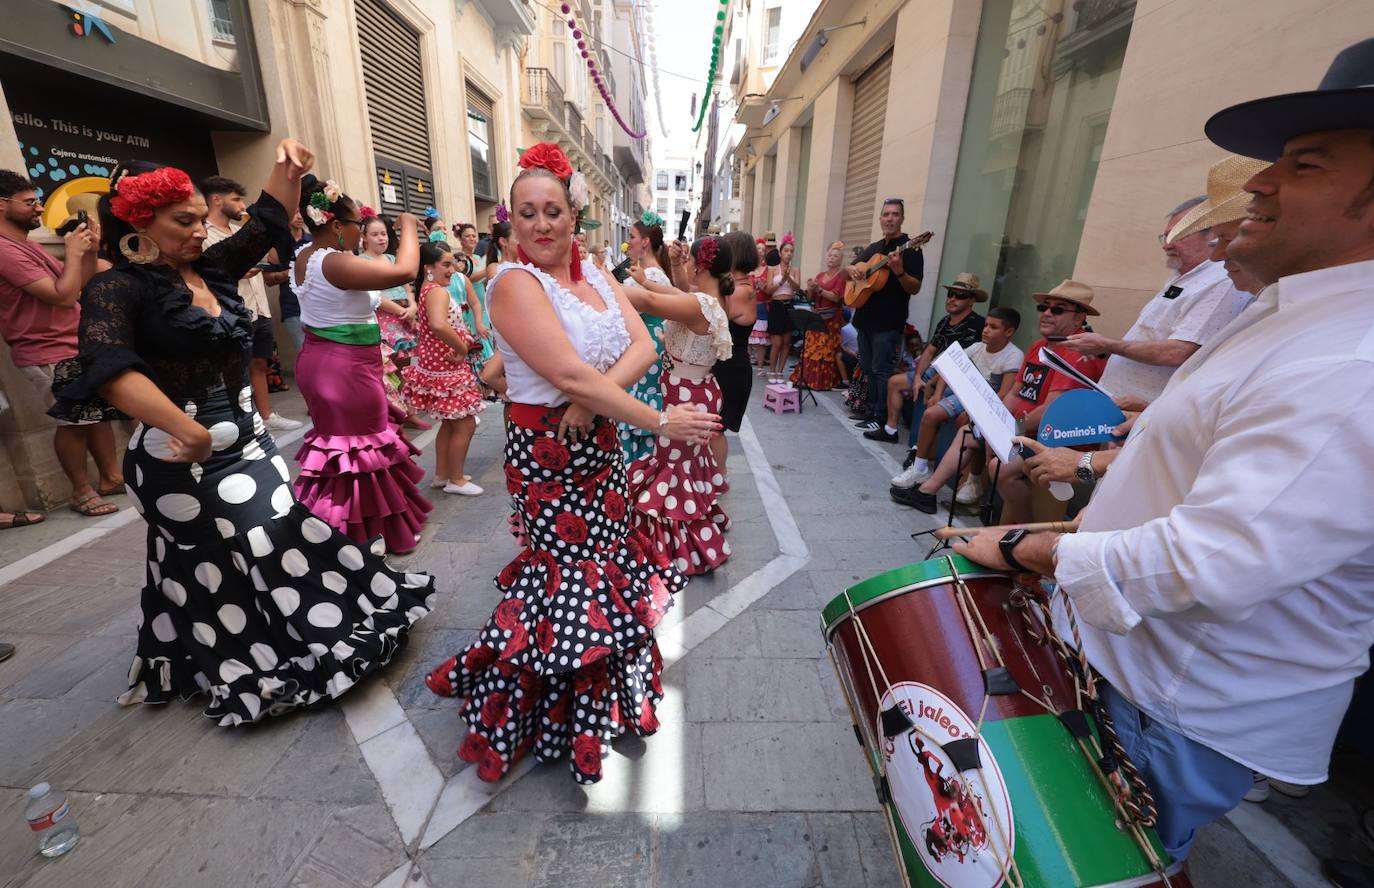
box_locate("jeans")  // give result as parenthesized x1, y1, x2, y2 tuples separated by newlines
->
(856, 328, 901, 419)
(281, 316, 304, 353)
(1100, 683, 1253, 861)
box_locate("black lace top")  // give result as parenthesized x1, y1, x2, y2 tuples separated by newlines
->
(50, 192, 290, 416)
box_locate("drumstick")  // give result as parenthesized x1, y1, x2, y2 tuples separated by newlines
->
(933, 517, 1082, 540)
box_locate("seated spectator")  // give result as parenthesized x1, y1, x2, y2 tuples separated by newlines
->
(837, 316, 858, 385)
(1060, 192, 1255, 409)
(892, 306, 1022, 494)
(0, 169, 122, 517)
(893, 281, 1104, 516)
(863, 272, 985, 443)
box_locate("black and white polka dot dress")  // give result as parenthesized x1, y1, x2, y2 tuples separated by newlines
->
(426, 407, 687, 784)
(119, 385, 436, 725)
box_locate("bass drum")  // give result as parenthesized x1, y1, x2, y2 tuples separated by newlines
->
(821, 555, 1190, 888)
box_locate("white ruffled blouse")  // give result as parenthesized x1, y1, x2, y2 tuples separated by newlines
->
(662, 291, 733, 368)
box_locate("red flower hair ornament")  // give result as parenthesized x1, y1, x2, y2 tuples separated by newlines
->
(695, 237, 719, 272)
(518, 142, 575, 182)
(109, 167, 195, 228)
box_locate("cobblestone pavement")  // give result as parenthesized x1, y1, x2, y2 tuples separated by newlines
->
(0, 382, 1366, 887)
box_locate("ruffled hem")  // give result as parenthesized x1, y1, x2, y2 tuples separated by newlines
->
(633, 509, 731, 577)
(294, 427, 422, 476)
(429, 638, 665, 784)
(293, 469, 431, 555)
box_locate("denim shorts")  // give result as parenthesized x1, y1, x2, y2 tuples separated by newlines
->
(935, 393, 965, 417)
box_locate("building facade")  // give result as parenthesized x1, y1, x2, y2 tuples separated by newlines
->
(0, 0, 541, 509)
(713, 0, 1372, 348)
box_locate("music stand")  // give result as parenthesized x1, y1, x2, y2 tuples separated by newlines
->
(788, 305, 830, 410)
(910, 424, 1000, 559)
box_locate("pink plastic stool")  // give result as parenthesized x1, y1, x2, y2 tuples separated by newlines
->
(763, 383, 801, 415)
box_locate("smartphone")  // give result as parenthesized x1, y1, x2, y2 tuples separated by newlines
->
(55, 210, 89, 237)
(1045, 335, 1069, 342)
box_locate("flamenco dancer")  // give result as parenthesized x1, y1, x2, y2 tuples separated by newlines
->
(626, 236, 736, 576)
(291, 177, 433, 554)
(404, 242, 486, 495)
(619, 209, 675, 462)
(709, 230, 761, 477)
(50, 141, 434, 725)
(424, 142, 718, 784)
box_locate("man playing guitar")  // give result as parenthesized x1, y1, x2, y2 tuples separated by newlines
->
(844, 198, 924, 424)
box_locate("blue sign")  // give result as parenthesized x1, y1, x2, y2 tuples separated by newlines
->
(1038, 389, 1126, 447)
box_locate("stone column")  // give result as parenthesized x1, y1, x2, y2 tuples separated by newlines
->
(750, 153, 774, 234)
(771, 126, 804, 243)
(799, 77, 854, 270)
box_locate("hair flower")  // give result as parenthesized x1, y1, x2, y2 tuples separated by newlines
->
(359, 205, 378, 220)
(695, 236, 719, 271)
(640, 209, 664, 228)
(322, 179, 342, 203)
(494, 203, 510, 223)
(517, 142, 575, 181)
(109, 167, 195, 227)
(304, 205, 331, 226)
(424, 206, 440, 220)
(568, 171, 589, 213)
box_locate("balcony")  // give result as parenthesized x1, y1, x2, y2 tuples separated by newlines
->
(615, 134, 646, 184)
(470, 0, 536, 36)
(989, 87, 1032, 141)
(522, 67, 566, 131)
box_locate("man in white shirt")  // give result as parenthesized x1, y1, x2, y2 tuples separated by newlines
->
(955, 38, 1374, 861)
(1061, 196, 1251, 408)
(203, 176, 302, 432)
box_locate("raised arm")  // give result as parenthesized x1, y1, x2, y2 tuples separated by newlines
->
(320, 212, 420, 291)
(622, 284, 711, 334)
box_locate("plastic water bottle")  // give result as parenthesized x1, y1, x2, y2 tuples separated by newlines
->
(25, 783, 79, 858)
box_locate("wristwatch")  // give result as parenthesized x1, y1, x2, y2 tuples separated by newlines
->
(999, 529, 1031, 572)
(1076, 452, 1097, 484)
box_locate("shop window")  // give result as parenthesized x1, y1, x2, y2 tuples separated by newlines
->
(764, 6, 782, 63)
(467, 85, 497, 203)
(935, 0, 1135, 346)
(208, 0, 234, 44)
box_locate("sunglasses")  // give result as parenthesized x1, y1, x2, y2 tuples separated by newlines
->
(882, 198, 904, 207)
(947, 291, 976, 301)
(1035, 303, 1080, 316)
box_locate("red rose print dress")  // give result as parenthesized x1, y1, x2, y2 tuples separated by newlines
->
(628, 291, 735, 576)
(426, 260, 688, 785)
(402, 282, 485, 421)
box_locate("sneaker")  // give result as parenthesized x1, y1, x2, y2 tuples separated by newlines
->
(891, 462, 932, 488)
(1244, 772, 1270, 803)
(890, 485, 938, 513)
(1269, 778, 1311, 799)
(854, 419, 880, 431)
(863, 427, 899, 443)
(443, 480, 484, 496)
(264, 413, 304, 432)
(955, 475, 984, 506)
(847, 411, 870, 421)
(0, 641, 13, 663)
(901, 448, 918, 470)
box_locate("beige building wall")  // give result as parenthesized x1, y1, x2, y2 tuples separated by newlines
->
(1074, 0, 1374, 337)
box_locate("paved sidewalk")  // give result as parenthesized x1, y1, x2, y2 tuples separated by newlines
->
(0, 382, 1362, 887)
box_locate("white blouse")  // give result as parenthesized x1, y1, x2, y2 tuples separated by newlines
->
(292, 247, 381, 329)
(662, 292, 733, 368)
(490, 260, 631, 406)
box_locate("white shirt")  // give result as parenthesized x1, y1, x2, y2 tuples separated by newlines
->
(840, 323, 858, 355)
(965, 341, 1023, 390)
(291, 248, 380, 329)
(205, 220, 271, 319)
(1054, 259, 1374, 784)
(1097, 260, 1250, 402)
(490, 260, 630, 406)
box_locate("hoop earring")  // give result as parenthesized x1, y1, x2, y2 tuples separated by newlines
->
(119, 232, 160, 265)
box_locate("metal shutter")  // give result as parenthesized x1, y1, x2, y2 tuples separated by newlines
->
(357, 0, 434, 212)
(838, 50, 892, 247)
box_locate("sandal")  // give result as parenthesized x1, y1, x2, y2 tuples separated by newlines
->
(69, 492, 119, 517)
(97, 482, 126, 498)
(0, 511, 45, 530)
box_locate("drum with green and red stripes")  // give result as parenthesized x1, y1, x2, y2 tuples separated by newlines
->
(821, 555, 1189, 888)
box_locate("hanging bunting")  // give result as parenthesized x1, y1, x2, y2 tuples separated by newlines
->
(640, 0, 670, 139)
(561, 3, 647, 140)
(691, 0, 730, 133)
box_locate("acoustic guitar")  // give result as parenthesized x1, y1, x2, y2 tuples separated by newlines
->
(843, 231, 934, 309)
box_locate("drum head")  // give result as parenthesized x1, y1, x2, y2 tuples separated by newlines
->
(821, 555, 1006, 638)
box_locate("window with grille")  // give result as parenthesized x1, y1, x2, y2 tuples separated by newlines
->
(209, 0, 234, 44)
(657, 198, 668, 213)
(467, 84, 497, 202)
(656, 172, 668, 190)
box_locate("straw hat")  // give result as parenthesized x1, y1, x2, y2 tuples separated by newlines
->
(762, 230, 777, 247)
(1165, 155, 1271, 244)
(941, 272, 988, 302)
(1032, 279, 1099, 316)
(1206, 38, 1374, 160)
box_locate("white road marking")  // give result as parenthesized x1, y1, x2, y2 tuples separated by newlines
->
(1224, 801, 1326, 886)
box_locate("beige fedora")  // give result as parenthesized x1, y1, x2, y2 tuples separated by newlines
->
(1032, 279, 1099, 316)
(941, 271, 989, 302)
(762, 230, 778, 247)
(1166, 155, 1271, 244)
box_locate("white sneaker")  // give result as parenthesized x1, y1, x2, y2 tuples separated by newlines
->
(1269, 778, 1311, 798)
(890, 462, 932, 488)
(443, 480, 484, 496)
(955, 475, 984, 505)
(1245, 772, 1270, 803)
(264, 413, 304, 432)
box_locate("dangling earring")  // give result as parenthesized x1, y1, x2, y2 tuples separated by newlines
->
(426, 271, 434, 281)
(119, 231, 160, 264)
(337, 231, 345, 248)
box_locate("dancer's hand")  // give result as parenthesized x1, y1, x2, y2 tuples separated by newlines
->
(660, 404, 721, 445)
(630, 262, 648, 285)
(166, 426, 212, 464)
(557, 404, 596, 444)
(400, 303, 418, 325)
(275, 139, 315, 180)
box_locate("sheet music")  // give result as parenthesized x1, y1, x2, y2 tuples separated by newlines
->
(931, 342, 1016, 462)
(1039, 346, 1114, 400)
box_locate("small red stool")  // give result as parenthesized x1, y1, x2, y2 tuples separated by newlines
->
(763, 383, 801, 415)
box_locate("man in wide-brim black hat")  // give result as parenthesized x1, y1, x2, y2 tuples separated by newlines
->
(954, 37, 1374, 869)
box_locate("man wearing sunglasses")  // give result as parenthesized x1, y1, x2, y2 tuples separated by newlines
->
(204, 176, 303, 432)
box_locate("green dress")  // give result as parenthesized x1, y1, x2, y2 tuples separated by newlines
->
(620, 266, 671, 463)
(450, 271, 496, 369)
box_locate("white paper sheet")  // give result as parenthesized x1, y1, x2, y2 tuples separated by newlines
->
(930, 342, 1017, 462)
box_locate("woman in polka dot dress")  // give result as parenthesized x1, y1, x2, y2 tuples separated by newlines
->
(402, 242, 486, 495)
(49, 144, 435, 727)
(624, 236, 737, 576)
(424, 142, 720, 784)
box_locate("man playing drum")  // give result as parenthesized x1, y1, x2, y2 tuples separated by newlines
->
(956, 38, 1374, 861)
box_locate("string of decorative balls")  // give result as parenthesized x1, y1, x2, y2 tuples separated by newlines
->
(691, 0, 731, 133)
(561, 2, 647, 140)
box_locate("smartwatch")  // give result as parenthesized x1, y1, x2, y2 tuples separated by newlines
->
(999, 529, 1031, 572)
(1076, 451, 1097, 484)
